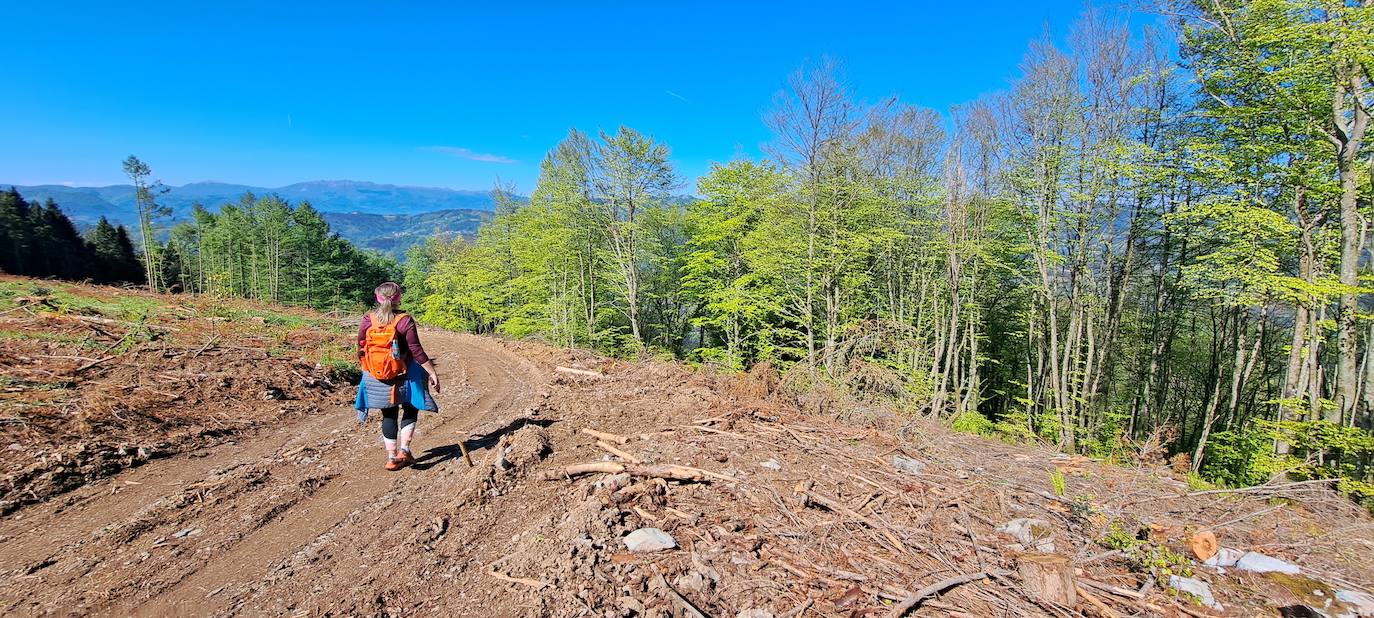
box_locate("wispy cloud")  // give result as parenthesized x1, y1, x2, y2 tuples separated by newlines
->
(665, 90, 690, 103)
(423, 146, 517, 164)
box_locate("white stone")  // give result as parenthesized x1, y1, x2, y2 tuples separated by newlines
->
(624, 528, 676, 552)
(892, 455, 927, 475)
(996, 518, 1055, 552)
(1169, 575, 1223, 610)
(1235, 551, 1301, 574)
(1336, 590, 1374, 617)
(1203, 546, 1244, 568)
(759, 459, 781, 470)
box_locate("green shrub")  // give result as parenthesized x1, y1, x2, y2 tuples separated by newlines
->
(1202, 419, 1374, 513)
(992, 410, 1037, 443)
(951, 410, 995, 436)
(320, 356, 361, 384)
(1200, 428, 1284, 487)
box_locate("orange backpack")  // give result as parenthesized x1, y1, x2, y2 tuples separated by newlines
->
(360, 314, 408, 382)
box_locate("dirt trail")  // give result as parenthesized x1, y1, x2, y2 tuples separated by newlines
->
(4, 325, 1373, 617)
(0, 331, 545, 616)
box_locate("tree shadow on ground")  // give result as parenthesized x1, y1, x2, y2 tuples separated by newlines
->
(412, 416, 556, 471)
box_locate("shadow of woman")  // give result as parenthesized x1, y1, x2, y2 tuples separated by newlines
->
(411, 416, 556, 471)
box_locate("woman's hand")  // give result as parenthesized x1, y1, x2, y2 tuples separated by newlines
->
(421, 361, 441, 393)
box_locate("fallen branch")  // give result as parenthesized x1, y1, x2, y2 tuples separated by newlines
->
(537, 461, 737, 483)
(1207, 504, 1284, 530)
(556, 366, 603, 378)
(781, 597, 813, 618)
(653, 571, 709, 618)
(798, 488, 911, 555)
(1077, 577, 1144, 600)
(581, 427, 628, 444)
(887, 570, 1006, 617)
(1075, 584, 1122, 618)
(486, 570, 547, 589)
(685, 424, 771, 445)
(189, 337, 221, 359)
(74, 356, 116, 373)
(64, 314, 180, 332)
(1184, 478, 1337, 498)
(39, 354, 102, 362)
(597, 440, 642, 464)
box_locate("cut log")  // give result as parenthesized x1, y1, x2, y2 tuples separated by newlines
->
(556, 366, 603, 378)
(1188, 530, 1218, 561)
(581, 427, 629, 444)
(537, 462, 737, 483)
(1017, 553, 1076, 606)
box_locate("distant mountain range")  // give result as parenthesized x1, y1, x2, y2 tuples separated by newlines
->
(3, 180, 500, 258)
(321, 209, 489, 257)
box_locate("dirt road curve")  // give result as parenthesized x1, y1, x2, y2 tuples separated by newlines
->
(0, 331, 546, 616)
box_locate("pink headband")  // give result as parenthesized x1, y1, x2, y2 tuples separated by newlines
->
(376, 291, 401, 303)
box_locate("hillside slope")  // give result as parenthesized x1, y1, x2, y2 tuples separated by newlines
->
(320, 208, 488, 256)
(5, 181, 495, 258)
(0, 278, 1371, 617)
(5, 181, 499, 218)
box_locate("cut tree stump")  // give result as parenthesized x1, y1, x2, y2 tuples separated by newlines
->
(1017, 553, 1076, 606)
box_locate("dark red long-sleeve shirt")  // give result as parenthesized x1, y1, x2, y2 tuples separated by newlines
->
(358, 312, 431, 365)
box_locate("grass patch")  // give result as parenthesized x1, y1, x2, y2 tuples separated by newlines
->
(0, 329, 103, 351)
(0, 280, 165, 321)
(318, 353, 361, 384)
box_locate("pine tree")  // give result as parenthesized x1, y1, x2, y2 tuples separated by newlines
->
(38, 199, 91, 280)
(0, 187, 33, 275)
(85, 217, 145, 285)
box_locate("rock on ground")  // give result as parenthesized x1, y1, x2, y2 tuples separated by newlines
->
(623, 528, 676, 552)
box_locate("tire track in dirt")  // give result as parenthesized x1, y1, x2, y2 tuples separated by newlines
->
(0, 331, 544, 616)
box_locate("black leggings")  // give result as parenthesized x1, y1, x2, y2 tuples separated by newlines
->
(380, 405, 418, 440)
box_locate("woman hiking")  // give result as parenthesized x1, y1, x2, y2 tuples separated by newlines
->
(355, 281, 441, 471)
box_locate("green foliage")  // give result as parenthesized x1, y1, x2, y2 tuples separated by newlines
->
(1201, 419, 1374, 508)
(0, 188, 142, 285)
(165, 195, 399, 310)
(1101, 521, 1137, 551)
(1099, 521, 1194, 578)
(398, 2, 1374, 511)
(1201, 427, 1291, 487)
(1048, 468, 1067, 497)
(1186, 473, 1218, 492)
(951, 411, 995, 436)
(992, 411, 1038, 443)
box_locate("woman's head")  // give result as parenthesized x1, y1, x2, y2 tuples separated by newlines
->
(371, 281, 403, 323)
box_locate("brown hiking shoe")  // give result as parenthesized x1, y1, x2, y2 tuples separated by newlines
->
(384, 456, 403, 471)
(395, 450, 415, 468)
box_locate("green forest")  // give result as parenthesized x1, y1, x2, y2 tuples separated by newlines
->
(160, 195, 399, 308)
(403, 0, 1374, 503)
(1, 187, 145, 286)
(1, 172, 400, 310)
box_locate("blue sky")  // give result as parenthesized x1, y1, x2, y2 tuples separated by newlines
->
(1, 1, 1147, 193)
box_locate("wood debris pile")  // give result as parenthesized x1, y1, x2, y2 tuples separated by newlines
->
(465, 344, 1374, 617)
